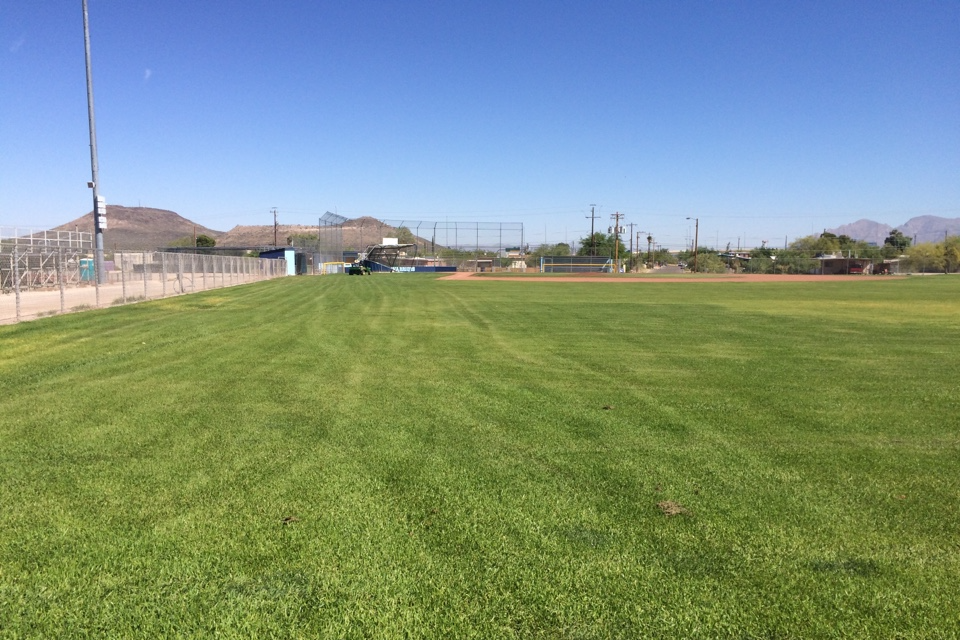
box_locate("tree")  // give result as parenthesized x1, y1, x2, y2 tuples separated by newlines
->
(744, 246, 775, 274)
(941, 236, 960, 273)
(576, 232, 624, 258)
(651, 247, 675, 265)
(772, 235, 847, 274)
(693, 251, 726, 273)
(677, 246, 725, 273)
(818, 232, 841, 252)
(884, 229, 911, 253)
(195, 234, 216, 248)
(774, 248, 818, 274)
(526, 242, 573, 267)
(167, 236, 196, 248)
(905, 242, 944, 273)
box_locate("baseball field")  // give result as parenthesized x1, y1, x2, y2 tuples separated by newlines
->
(1, 274, 958, 638)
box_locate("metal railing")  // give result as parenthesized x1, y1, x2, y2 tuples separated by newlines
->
(1, 249, 287, 324)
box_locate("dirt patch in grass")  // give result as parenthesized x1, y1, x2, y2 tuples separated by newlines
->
(657, 501, 689, 516)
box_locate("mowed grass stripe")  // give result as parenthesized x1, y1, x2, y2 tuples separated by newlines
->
(1, 274, 958, 637)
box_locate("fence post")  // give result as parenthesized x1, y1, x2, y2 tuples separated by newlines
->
(59, 247, 66, 313)
(120, 251, 127, 303)
(24, 250, 32, 292)
(162, 252, 168, 297)
(13, 247, 21, 322)
(143, 251, 149, 299)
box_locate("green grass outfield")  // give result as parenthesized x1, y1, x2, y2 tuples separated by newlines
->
(1, 275, 958, 638)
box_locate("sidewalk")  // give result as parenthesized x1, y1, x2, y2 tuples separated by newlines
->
(1, 273, 260, 325)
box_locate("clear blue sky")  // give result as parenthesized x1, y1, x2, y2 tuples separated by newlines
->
(2, 1, 958, 249)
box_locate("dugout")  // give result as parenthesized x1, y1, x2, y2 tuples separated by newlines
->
(818, 255, 874, 275)
(357, 243, 417, 272)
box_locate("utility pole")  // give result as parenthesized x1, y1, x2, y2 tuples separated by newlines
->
(82, 0, 106, 284)
(587, 204, 598, 256)
(627, 222, 636, 261)
(687, 217, 699, 272)
(634, 230, 648, 270)
(611, 212, 624, 273)
(272, 207, 278, 246)
(636, 230, 642, 271)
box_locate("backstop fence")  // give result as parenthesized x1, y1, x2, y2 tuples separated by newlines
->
(302, 213, 527, 271)
(1, 249, 287, 325)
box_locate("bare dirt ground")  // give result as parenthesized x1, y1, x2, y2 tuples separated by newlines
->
(440, 272, 900, 283)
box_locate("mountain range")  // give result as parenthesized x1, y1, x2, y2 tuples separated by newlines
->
(827, 216, 960, 245)
(53, 207, 425, 252)
(50, 206, 960, 251)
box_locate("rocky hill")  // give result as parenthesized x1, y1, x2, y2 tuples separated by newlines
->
(826, 219, 892, 245)
(217, 216, 429, 250)
(48, 206, 433, 254)
(216, 224, 323, 247)
(828, 215, 960, 245)
(897, 216, 960, 244)
(54, 206, 222, 251)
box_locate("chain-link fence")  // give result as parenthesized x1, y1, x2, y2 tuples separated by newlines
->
(301, 214, 528, 271)
(1, 249, 287, 325)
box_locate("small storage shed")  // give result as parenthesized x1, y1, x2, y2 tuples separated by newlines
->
(259, 247, 297, 276)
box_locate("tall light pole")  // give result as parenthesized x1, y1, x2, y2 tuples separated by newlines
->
(686, 217, 699, 272)
(82, 0, 105, 284)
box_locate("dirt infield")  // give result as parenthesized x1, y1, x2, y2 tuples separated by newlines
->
(440, 272, 901, 283)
